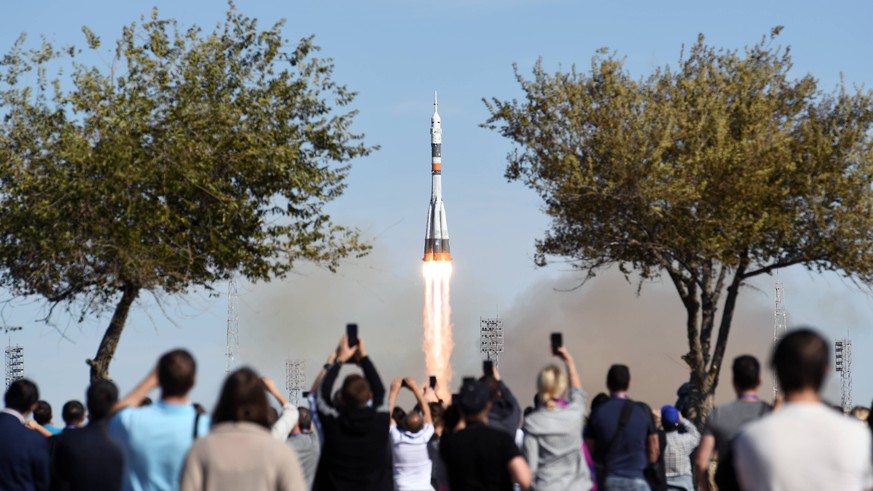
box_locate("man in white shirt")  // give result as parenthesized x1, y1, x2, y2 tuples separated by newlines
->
(734, 328, 873, 491)
(388, 377, 435, 491)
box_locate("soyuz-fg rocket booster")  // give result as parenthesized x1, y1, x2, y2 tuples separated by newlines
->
(423, 93, 451, 262)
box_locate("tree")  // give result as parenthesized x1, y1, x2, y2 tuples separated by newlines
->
(0, 6, 373, 382)
(484, 29, 873, 425)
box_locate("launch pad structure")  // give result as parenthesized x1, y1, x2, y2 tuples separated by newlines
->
(285, 359, 306, 405)
(226, 276, 240, 373)
(835, 339, 853, 412)
(479, 317, 504, 366)
(773, 272, 787, 400)
(5, 343, 24, 389)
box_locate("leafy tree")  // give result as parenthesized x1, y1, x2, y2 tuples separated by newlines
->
(484, 29, 873, 424)
(0, 7, 373, 382)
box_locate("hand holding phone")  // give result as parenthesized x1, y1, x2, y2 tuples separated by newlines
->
(550, 332, 563, 355)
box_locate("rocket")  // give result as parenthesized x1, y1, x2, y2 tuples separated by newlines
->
(423, 93, 452, 262)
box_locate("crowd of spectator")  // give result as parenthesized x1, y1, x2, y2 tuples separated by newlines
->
(1, 327, 872, 491)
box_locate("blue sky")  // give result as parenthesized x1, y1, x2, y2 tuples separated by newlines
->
(3, 0, 873, 414)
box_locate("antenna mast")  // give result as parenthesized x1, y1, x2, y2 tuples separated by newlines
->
(226, 276, 240, 373)
(773, 271, 787, 399)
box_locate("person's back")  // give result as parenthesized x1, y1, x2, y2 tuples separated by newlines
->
(735, 328, 873, 491)
(109, 349, 210, 491)
(287, 407, 320, 490)
(0, 379, 50, 491)
(704, 398, 769, 457)
(660, 405, 699, 491)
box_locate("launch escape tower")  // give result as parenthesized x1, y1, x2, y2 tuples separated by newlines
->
(835, 339, 853, 412)
(285, 359, 306, 405)
(226, 276, 240, 373)
(773, 272, 787, 399)
(5, 343, 24, 389)
(479, 317, 505, 367)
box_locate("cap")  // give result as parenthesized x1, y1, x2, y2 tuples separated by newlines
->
(459, 380, 491, 415)
(661, 405, 679, 426)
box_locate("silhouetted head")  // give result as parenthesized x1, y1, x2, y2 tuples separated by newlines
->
(157, 349, 197, 398)
(86, 380, 119, 422)
(33, 400, 53, 425)
(606, 364, 630, 393)
(772, 328, 828, 394)
(297, 407, 312, 431)
(429, 402, 445, 429)
(591, 392, 610, 412)
(405, 410, 424, 433)
(340, 374, 372, 409)
(537, 364, 567, 410)
(212, 367, 271, 429)
(62, 400, 86, 427)
(5, 380, 39, 415)
(732, 355, 761, 392)
(478, 375, 502, 400)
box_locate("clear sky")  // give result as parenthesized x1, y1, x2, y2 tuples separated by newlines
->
(3, 0, 873, 414)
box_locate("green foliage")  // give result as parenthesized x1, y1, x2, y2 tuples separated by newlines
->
(485, 31, 873, 422)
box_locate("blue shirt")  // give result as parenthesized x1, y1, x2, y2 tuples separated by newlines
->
(109, 401, 211, 491)
(584, 397, 655, 480)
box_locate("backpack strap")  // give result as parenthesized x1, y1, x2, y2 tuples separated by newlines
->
(603, 399, 635, 474)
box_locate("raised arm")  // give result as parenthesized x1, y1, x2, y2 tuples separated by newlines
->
(310, 349, 338, 393)
(263, 376, 299, 440)
(405, 378, 432, 425)
(556, 347, 581, 389)
(113, 367, 158, 413)
(388, 378, 402, 425)
(317, 336, 357, 415)
(355, 338, 386, 408)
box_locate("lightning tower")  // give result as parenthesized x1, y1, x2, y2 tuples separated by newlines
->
(479, 317, 505, 367)
(285, 359, 306, 405)
(5, 343, 24, 389)
(773, 271, 787, 399)
(226, 276, 240, 373)
(835, 339, 852, 412)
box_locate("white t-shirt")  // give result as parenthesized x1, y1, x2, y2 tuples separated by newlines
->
(734, 402, 873, 491)
(389, 422, 436, 490)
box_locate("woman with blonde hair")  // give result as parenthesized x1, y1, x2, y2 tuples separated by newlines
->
(180, 367, 306, 491)
(523, 346, 592, 490)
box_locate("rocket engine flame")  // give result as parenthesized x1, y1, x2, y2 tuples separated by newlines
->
(422, 260, 453, 402)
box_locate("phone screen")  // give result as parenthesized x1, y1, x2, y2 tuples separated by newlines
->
(551, 332, 563, 354)
(347, 323, 359, 347)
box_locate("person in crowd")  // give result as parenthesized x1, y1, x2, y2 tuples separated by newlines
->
(34, 401, 63, 435)
(426, 401, 449, 491)
(179, 367, 306, 491)
(522, 346, 592, 490)
(584, 364, 659, 491)
(287, 406, 320, 490)
(51, 380, 124, 491)
(850, 406, 870, 422)
(314, 335, 392, 490)
(261, 376, 299, 440)
(388, 377, 435, 491)
(734, 328, 873, 490)
(481, 366, 521, 436)
(61, 400, 86, 430)
(440, 380, 531, 490)
(109, 349, 211, 491)
(694, 354, 770, 490)
(659, 405, 699, 491)
(0, 379, 50, 490)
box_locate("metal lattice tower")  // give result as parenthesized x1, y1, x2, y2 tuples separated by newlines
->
(285, 359, 306, 406)
(225, 277, 240, 373)
(773, 272, 787, 399)
(479, 317, 505, 366)
(835, 339, 853, 412)
(5, 344, 24, 389)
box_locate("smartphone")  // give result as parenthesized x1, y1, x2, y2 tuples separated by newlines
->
(551, 332, 563, 355)
(462, 376, 475, 387)
(429, 375, 437, 389)
(301, 391, 311, 399)
(401, 379, 409, 389)
(347, 323, 359, 347)
(483, 360, 494, 377)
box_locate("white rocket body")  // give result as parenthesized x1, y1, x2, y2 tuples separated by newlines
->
(423, 93, 451, 262)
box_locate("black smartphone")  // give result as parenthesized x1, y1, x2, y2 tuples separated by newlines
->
(347, 323, 358, 347)
(429, 375, 437, 389)
(551, 332, 563, 355)
(301, 391, 311, 398)
(483, 360, 494, 377)
(401, 379, 409, 389)
(462, 376, 475, 387)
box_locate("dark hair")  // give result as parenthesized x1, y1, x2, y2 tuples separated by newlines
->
(62, 400, 86, 426)
(392, 406, 407, 430)
(429, 402, 445, 429)
(606, 365, 630, 392)
(212, 367, 271, 429)
(340, 374, 372, 409)
(297, 407, 312, 431)
(732, 355, 760, 391)
(33, 400, 52, 425)
(772, 328, 828, 393)
(86, 380, 119, 422)
(157, 349, 197, 398)
(5, 380, 40, 415)
(591, 392, 610, 412)
(478, 375, 501, 401)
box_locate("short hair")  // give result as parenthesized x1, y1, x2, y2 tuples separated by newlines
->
(340, 374, 371, 409)
(157, 349, 197, 398)
(478, 375, 501, 401)
(212, 367, 271, 429)
(772, 328, 828, 393)
(591, 392, 610, 412)
(732, 355, 761, 391)
(405, 410, 424, 433)
(86, 380, 119, 422)
(33, 400, 52, 425)
(297, 407, 312, 431)
(606, 364, 630, 392)
(62, 400, 86, 426)
(537, 365, 568, 410)
(5, 380, 40, 415)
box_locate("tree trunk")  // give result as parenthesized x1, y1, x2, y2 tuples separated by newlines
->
(87, 283, 140, 383)
(686, 368, 715, 428)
